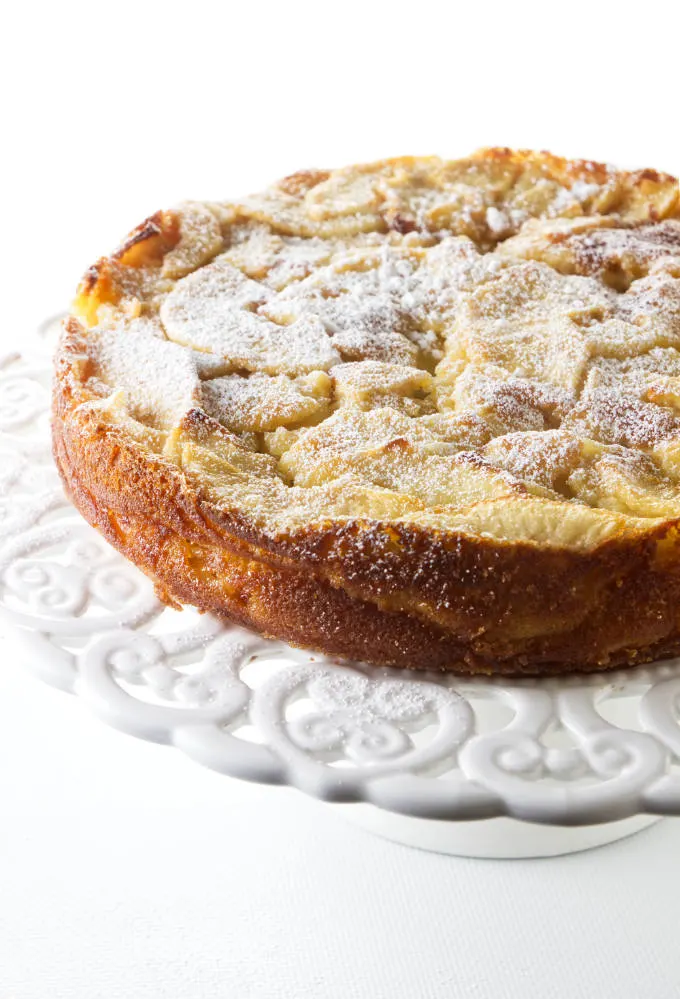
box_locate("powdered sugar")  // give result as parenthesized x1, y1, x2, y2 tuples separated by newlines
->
(563, 388, 680, 448)
(75, 152, 680, 532)
(87, 326, 202, 429)
(161, 258, 340, 374)
(202, 371, 330, 433)
(485, 207, 512, 236)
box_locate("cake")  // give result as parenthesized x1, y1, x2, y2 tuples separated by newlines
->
(52, 148, 680, 674)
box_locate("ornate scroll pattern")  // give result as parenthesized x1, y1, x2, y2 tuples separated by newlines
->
(3, 345, 680, 823)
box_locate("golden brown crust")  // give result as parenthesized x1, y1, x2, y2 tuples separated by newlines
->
(53, 149, 680, 674)
(112, 210, 181, 266)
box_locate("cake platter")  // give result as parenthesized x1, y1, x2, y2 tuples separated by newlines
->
(2, 318, 680, 859)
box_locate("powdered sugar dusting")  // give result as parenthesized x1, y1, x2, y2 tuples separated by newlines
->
(86, 325, 202, 429)
(201, 372, 330, 433)
(73, 151, 680, 533)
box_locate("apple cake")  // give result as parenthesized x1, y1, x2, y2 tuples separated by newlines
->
(53, 148, 680, 675)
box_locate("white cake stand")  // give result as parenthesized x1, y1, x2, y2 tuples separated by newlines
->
(2, 325, 679, 859)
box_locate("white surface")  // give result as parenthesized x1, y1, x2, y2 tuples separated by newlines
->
(3, 2, 680, 995)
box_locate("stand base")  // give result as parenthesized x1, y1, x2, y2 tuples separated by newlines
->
(333, 805, 663, 858)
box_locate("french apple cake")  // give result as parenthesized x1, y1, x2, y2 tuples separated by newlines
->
(53, 148, 680, 674)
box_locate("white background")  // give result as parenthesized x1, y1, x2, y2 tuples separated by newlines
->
(2, 2, 680, 995)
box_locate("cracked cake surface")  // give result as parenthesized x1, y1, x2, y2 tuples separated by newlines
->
(53, 148, 680, 674)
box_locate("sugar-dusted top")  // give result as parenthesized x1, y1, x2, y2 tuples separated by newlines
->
(67, 149, 680, 547)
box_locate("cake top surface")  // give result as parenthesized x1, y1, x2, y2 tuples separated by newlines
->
(66, 149, 680, 549)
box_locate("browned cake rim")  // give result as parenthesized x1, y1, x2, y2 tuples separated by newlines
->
(53, 317, 680, 675)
